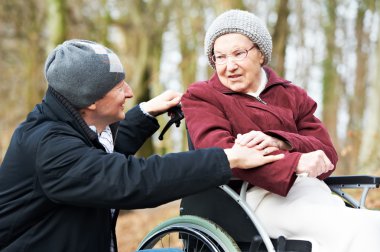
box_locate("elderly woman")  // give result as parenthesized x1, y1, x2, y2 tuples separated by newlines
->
(182, 9, 380, 252)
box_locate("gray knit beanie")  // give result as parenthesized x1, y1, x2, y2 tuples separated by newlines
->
(44, 39, 125, 108)
(205, 9, 272, 69)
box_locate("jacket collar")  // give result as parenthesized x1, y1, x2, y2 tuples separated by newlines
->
(43, 87, 99, 142)
(209, 66, 290, 94)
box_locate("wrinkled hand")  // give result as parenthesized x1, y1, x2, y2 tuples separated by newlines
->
(141, 90, 182, 117)
(235, 130, 291, 151)
(296, 150, 334, 177)
(224, 143, 284, 169)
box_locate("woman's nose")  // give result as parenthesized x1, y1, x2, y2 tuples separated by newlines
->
(226, 57, 238, 71)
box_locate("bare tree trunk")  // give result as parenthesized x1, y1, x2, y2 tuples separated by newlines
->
(0, 0, 44, 160)
(173, 1, 208, 150)
(98, 0, 111, 46)
(345, 0, 372, 173)
(271, 0, 289, 76)
(176, 1, 204, 89)
(46, 0, 67, 52)
(359, 35, 380, 173)
(358, 1, 379, 173)
(23, 1, 47, 111)
(112, 0, 172, 156)
(321, 0, 339, 152)
(292, 1, 318, 93)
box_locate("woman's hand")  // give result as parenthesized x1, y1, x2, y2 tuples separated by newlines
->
(296, 150, 334, 177)
(235, 130, 291, 151)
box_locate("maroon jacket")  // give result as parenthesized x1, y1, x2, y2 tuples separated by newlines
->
(182, 66, 338, 196)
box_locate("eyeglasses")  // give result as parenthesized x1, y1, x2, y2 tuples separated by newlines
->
(212, 44, 257, 65)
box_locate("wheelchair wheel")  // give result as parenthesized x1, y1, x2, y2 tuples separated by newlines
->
(137, 215, 241, 252)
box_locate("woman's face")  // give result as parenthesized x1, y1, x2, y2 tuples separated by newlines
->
(213, 33, 264, 93)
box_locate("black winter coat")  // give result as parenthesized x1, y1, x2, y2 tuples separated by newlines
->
(0, 87, 232, 252)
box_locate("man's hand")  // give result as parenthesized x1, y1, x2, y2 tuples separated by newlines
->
(235, 130, 291, 151)
(296, 150, 334, 177)
(224, 143, 284, 169)
(141, 90, 182, 116)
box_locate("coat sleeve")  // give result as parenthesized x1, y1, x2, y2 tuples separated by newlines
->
(182, 85, 298, 196)
(36, 126, 232, 209)
(264, 88, 338, 180)
(114, 105, 160, 155)
(182, 85, 236, 150)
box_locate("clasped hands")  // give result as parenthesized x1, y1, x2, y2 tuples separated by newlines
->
(234, 130, 334, 177)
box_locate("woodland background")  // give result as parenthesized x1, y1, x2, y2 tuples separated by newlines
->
(1, 0, 380, 251)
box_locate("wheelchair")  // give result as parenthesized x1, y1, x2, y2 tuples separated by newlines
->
(137, 106, 380, 252)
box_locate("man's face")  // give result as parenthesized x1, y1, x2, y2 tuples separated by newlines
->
(92, 80, 133, 125)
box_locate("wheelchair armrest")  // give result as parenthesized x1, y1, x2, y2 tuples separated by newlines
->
(324, 175, 380, 209)
(324, 175, 380, 187)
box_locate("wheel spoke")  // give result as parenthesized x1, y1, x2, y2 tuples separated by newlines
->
(137, 216, 240, 252)
(168, 232, 171, 247)
(185, 233, 190, 251)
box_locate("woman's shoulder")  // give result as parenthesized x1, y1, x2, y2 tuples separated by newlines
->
(184, 79, 215, 98)
(187, 80, 211, 90)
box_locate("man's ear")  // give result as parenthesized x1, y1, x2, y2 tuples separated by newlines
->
(87, 103, 97, 111)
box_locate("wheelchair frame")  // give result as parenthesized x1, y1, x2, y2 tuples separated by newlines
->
(137, 175, 380, 252)
(218, 175, 380, 251)
(216, 181, 275, 251)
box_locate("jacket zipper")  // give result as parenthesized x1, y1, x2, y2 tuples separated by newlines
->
(255, 96, 267, 105)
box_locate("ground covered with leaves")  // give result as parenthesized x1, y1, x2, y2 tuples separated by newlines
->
(116, 200, 180, 252)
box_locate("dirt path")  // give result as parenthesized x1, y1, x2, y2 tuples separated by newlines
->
(116, 200, 180, 252)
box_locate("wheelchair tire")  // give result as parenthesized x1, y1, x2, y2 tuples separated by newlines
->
(137, 215, 241, 252)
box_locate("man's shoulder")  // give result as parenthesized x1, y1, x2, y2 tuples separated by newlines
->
(17, 112, 66, 140)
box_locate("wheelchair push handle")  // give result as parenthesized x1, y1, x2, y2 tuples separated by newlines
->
(158, 104, 184, 140)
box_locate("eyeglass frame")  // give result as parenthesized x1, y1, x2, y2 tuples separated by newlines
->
(211, 44, 258, 65)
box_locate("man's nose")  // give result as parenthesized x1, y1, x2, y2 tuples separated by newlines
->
(124, 82, 134, 98)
